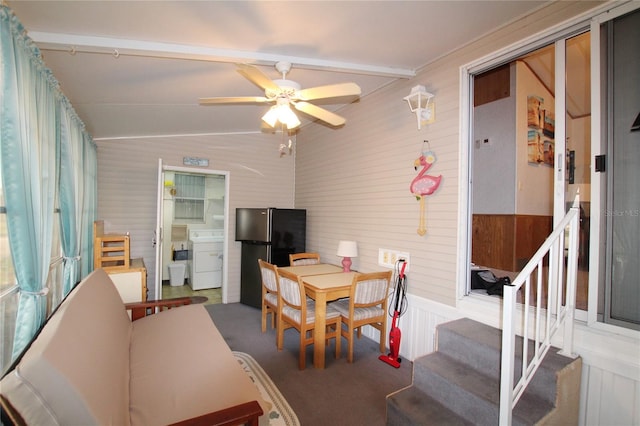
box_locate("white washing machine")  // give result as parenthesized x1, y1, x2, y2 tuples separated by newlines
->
(188, 229, 223, 290)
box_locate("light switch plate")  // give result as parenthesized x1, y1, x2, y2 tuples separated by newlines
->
(378, 248, 410, 272)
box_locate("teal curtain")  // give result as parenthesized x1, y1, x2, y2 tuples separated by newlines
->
(1, 7, 56, 359)
(1, 5, 97, 359)
(58, 100, 82, 294)
(58, 97, 97, 292)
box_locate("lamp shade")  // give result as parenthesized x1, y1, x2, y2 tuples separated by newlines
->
(336, 240, 358, 258)
(403, 85, 434, 112)
(261, 100, 301, 130)
(261, 106, 280, 127)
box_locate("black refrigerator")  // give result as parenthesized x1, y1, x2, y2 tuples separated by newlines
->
(236, 208, 306, 308)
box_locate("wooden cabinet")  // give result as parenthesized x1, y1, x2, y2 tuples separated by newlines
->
(107, 258, 147, 303)
(474, 63, 510, 107)
(472, 214, 552, 272)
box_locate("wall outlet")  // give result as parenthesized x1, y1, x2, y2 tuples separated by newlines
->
(378, 248, 410, 272)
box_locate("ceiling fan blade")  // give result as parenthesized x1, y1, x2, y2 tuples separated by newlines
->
(294, 101, 346, 126)
(199, 96, 270, 105)
(236, 63, 280, 92)
(295, 82, 361, 101)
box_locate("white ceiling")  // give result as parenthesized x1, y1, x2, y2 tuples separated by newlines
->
(7, 1, 550, 140)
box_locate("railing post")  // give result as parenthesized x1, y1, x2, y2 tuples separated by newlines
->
(559, 196, 580, 358)
(499, 284, 517, 426)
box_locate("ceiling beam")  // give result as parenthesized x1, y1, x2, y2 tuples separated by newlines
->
(28, 31, 416, 79)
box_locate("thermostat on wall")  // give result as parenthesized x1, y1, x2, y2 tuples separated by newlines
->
(183, 157, 209, 167)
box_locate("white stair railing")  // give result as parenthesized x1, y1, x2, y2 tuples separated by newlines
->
(499, 195, 581, 426)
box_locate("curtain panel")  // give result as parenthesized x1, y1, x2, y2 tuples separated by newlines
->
(0, 5, 97, 361)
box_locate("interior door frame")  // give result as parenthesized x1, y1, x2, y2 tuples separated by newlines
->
(154, 158, 164, 301)
(154, 160, 230, 302)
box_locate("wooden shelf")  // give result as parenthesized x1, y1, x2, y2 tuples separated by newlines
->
(94, 220, 130, 270)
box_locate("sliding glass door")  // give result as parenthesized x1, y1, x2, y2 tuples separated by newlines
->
(591, 5, 640, 330)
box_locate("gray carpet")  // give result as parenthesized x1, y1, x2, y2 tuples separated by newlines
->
(206, 303, 413, 426)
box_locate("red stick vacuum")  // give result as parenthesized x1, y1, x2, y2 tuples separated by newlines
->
(379, 260, 407, 368)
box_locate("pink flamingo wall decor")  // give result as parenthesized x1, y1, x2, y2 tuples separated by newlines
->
(410, 150, 442, 235)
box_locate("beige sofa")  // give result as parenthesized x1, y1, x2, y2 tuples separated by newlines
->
(0, 269, 267, 425)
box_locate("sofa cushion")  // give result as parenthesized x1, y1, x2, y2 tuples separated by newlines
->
(0, 269, 132, 425)
(129, 304, 268, 426)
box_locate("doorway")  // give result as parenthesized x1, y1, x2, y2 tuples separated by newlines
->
(467, 31, 591, 312)
(154, 160, 230, 305)
(464, 2, 640, 332)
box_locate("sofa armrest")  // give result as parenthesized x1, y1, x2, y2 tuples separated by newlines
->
(125, 296, 207, 321)
(168, 400, 263, 426)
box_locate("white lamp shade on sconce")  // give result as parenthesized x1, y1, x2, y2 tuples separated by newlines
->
(337, 240, 358, 272)
(404, 85, 433, 111)
(404, 85, 435, 130)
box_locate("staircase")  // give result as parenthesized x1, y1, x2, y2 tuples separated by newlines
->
(386, 318, 582, 426)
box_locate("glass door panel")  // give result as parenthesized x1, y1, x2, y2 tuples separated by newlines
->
(601, 8, 640, 329)
(565, 32, 591, 311)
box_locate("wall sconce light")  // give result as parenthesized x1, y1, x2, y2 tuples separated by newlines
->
(404, 85, 435, 130)
(336, 240, 358, 272)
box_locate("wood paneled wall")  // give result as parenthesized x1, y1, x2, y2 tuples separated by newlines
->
(472, 214, 552, 271)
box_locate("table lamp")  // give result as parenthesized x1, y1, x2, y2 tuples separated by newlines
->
(337, 240, 358, 272)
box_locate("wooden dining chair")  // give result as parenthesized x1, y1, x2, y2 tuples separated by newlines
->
(258, 259, 279, 339)
(329, 271, 393, 363)
(276, 268, 341, 370)
(288, 252, 321, 266)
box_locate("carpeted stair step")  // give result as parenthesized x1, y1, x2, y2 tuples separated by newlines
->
(435, 318, 572, 405)
(436, 318, 526, 378)
(411, 352, 554, 426)
(386, 385, 474, 426)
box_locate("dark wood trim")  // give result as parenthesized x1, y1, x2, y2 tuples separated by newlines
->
(169, 400, 263, 426)
(124, 296, 207, 321)
(1, 392, 262, 426)
(0, 394, 26, 426)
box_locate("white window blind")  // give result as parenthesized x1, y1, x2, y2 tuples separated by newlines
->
(174, 173, 205, 221)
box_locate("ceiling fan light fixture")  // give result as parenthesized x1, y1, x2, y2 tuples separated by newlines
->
(279, 104, 301, 129)
(261, 104, 301, 130)
(262, 106, 280, 127)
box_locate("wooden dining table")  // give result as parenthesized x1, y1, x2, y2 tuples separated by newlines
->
(279, 263, 359, 368)
(302, 271, 359, 368)
(278, 263, 344, 277)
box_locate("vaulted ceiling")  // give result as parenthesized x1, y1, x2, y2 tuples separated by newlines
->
(521, 31, 591, 119)
(7, 1, 551, 139)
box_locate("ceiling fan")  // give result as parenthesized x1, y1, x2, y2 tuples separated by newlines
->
(199, 62, 361, 130)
